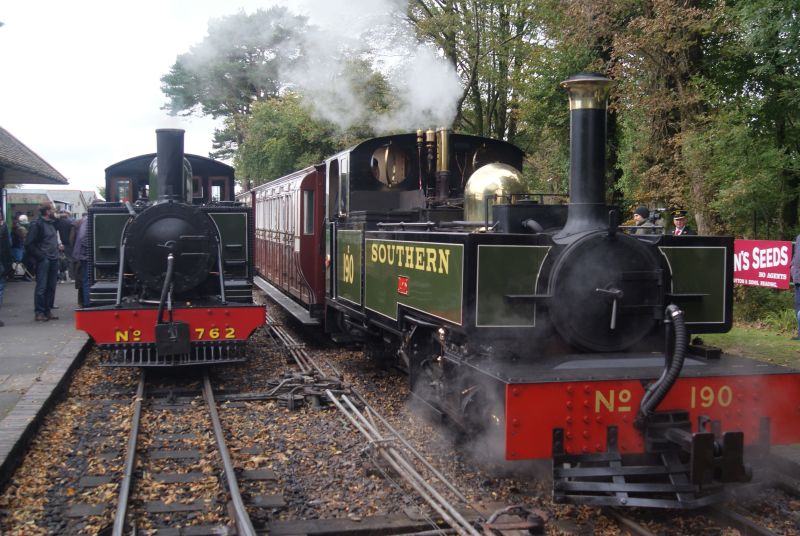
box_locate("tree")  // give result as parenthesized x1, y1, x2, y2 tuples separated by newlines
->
(235, 57, 393, 185)
(607, 0, 723, 233)
(160, 7, 308, 156)
(236, 95, 327, 184)
(717, 1, 800, 237)
(407, 0, 537, 141)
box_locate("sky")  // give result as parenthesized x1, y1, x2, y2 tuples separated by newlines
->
(1, 0, 460, 196)
(0, 1, 284, 194)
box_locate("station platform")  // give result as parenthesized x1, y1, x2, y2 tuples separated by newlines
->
(0, 278, 90, 485)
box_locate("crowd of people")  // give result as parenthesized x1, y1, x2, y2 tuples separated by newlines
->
(0, 202, 91, 326)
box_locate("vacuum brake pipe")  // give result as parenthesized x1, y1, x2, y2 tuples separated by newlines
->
(636, 304, 687, 428)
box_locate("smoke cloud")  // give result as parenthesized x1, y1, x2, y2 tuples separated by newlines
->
(194, 0, 464, 133)
(287, 0, 463, 132)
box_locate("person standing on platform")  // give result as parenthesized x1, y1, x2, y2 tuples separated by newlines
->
(0, 210, 13, 327)
(671, 210, 696, 236)
(72, 214, 91, 307)
(25, 202, 60, 322)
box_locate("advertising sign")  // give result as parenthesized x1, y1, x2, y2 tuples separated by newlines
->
(733, 239, 792, 289)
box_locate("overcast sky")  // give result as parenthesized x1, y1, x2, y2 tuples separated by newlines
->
(1, 1, 287, 193)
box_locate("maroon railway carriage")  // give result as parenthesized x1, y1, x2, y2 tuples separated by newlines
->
(242, 166, 326, 321)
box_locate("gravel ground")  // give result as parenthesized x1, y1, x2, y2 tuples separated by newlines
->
(266, 302, 800, 536)
(0, 296, 797, 535)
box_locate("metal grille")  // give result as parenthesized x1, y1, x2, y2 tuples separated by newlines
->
(100, 341, 247, 367)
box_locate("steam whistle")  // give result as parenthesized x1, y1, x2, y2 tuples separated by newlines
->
(425, 128, 436, 179)
(435, 127, 451, 203)
(417, 129, 424, 190)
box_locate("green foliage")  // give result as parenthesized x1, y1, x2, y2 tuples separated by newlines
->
(762, 308, 796, 334)
(161, 7, 307, 119)
(162, 0, 800, 237)
(235, 94, 337, 184)
(161, 7, 308, 158)
(732, 285, 794, 327)
(681, 104, 790, 237)
(408, 0, 539, 141)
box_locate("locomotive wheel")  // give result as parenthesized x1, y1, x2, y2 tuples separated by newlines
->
(405, 328, 443, 407)
(363, 335, 398, 370)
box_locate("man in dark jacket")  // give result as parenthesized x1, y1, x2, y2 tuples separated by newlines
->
(0, 210, 14, 326)
(25, 202, 60, 321)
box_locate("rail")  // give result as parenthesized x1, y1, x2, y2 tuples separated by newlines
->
(267, 321, 487, 536)
(110, 370, 257, 535)
(112, 370, 145, 536)
(202, 372, 256, 536)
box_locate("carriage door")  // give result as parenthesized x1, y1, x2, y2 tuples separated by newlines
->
(326, 159, 339, 297)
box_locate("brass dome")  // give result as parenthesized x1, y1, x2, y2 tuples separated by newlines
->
(464, 162, 525, 223)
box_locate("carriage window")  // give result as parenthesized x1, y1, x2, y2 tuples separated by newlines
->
(303, 190, 314, 235)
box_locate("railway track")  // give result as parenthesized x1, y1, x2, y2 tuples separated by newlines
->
(61, 321, 544, 535)
(110, 369, 259, 534)
(3, 314, 797, 535)
(264, 321, 547, 535)
(596, 459, 800, 536)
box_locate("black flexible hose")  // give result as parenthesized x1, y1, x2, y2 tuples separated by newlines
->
(156, 253, 175, 325)
(636, 304, 687, 428)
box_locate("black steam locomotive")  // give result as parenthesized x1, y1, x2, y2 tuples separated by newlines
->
(75, 129, 264, 366)
(244, 74, 800, 508)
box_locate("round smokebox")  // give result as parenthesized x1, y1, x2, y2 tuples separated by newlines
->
(549, 232, 662, 352)
(124, 202, 217, 295)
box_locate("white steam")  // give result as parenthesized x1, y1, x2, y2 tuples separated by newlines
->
(374, 47, 462, 132)
(282, 0, 463, 133)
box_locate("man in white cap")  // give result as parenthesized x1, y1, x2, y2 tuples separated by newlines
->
(672, 210, 696, 236)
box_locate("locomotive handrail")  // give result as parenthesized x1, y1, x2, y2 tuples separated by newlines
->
(504, 293, 551, 302)
(376, 221, 436, 230)
(216, 235, 227, 304)
(438, 221, 497, 229)
(402, 315, 440, 329)
(115, 233, 130, 307)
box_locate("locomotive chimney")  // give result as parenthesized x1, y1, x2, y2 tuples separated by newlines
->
(557, 73, 614, 237)
(156, 128, 186, 203)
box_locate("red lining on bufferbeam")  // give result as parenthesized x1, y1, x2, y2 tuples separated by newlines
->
(75, 306, 265, 344)
(505, 373, 800, 460)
